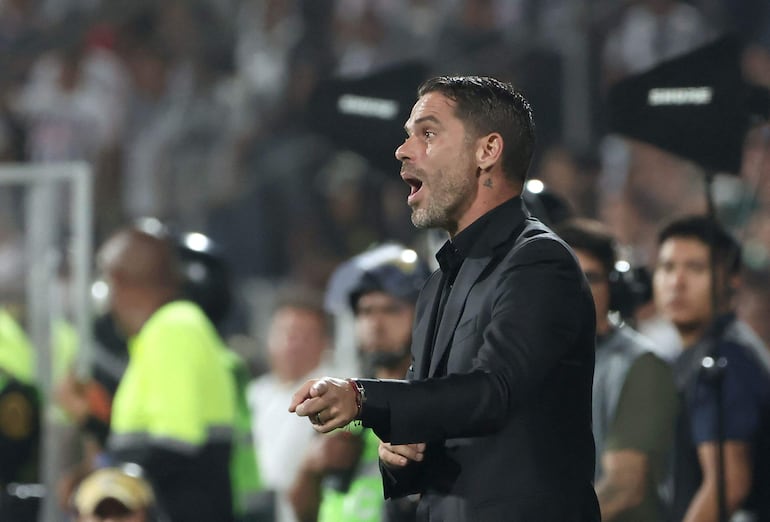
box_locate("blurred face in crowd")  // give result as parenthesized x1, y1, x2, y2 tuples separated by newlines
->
(97, 235, 132, 335)
(96, 229, 179, 337)
(267, 306, 328, 383)
(355, 291, 414, 355)
(355, 291, 414, 378)
(654, 237, 717, 342)
(573, 249, 611, 336)
(395, 92, 479, 236)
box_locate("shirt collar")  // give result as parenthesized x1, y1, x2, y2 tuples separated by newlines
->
(435, 240, 463, 276)
(434, 196, 521, 276)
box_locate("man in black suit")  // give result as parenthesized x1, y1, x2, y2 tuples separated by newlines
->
(290, 76, 600, 521)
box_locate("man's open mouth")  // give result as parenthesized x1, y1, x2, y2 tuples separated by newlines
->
(402, 173, 423, 198)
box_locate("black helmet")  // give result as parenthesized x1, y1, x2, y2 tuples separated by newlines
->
(325, 243, 431, 314)
(176, 232, 233, 328)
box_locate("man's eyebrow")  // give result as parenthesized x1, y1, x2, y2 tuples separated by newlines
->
(404, 115, 441, 133)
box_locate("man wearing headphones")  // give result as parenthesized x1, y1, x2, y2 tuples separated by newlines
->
(558, 218, 678, 522)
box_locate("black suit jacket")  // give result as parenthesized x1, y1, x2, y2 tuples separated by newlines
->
(359, 197, 600, 521)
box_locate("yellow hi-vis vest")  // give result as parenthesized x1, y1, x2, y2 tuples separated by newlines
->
(0, 309, 34, 385)
(109, 301, 235, 453)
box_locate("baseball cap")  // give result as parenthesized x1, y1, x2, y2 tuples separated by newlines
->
(73, 466, 154, 515)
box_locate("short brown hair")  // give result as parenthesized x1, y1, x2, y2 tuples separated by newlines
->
(418, 76, 536, 186)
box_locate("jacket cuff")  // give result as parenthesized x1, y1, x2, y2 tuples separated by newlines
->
(355, 378, 393, 441)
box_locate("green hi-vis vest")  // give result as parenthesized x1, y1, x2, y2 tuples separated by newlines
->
(318, 427, 384, 522)
(0, 309, 35, 384)
(221, 349, 262, 516)
(109, 301, 235, 453)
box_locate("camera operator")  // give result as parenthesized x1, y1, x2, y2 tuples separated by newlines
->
(558, 218, 678, 522)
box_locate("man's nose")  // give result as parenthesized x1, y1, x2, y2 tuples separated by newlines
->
(671, 268, 687, 287)
(395, 137, 412, 162)
(662, 269, 688, 295)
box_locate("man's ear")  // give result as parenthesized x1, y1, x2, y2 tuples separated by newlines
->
(476, 133, 503, 172)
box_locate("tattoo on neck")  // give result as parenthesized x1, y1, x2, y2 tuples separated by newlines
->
(483, 178, 493, 188)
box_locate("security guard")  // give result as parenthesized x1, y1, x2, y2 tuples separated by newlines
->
(315, 425, 385, 522)
(58, 228, 262, 521)
(99, 226, 236, 522)
(0, 308, 41, 521)
(290, 243, 428, 522)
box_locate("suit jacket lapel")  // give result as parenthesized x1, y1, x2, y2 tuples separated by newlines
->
(428, 256, 488, 377)
(427, 196, 532, 378)
(413, 272, 442, 379)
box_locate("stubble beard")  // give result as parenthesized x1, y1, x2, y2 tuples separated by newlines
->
(410, 167, 475, 231)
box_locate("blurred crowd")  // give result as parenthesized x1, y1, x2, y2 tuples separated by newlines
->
(1, 0, 770, 521)
(0, 0, 768, 292)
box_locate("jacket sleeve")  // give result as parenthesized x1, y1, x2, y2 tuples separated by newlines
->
(359, 238, 591, 445)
